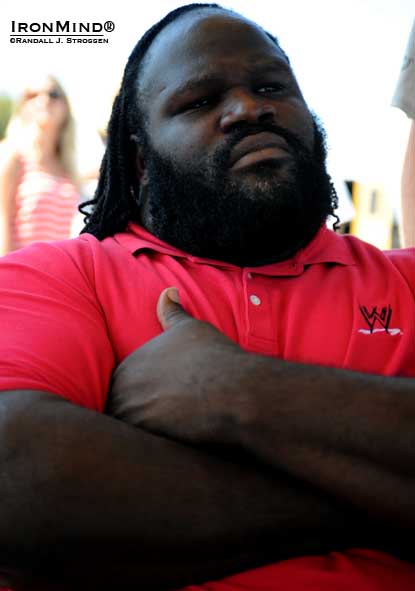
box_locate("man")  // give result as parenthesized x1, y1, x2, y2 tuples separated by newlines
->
(0, 3, 414, 590)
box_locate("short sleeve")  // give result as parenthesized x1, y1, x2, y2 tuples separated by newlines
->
(0, 237, 115, 411)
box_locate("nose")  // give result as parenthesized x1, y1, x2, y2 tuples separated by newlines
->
(220, 88, 276, 133)
(34, 92, 49, 108)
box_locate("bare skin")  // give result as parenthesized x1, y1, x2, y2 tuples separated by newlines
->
(0, 147, 20, 255)
(401, 119, 415, 247)
(0, 386, 382, 590)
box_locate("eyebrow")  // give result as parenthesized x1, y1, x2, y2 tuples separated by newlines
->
(168, 74, 227, 99)
(165, 57, 292, 102)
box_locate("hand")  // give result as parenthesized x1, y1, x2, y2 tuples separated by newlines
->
(107, 287, 251, 445)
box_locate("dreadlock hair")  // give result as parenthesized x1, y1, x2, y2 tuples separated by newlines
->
(80, 3, 292, 239)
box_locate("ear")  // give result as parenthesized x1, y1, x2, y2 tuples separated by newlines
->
(130, 134, 149, 186)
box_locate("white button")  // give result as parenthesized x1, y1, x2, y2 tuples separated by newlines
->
(250, 294, 261, 306)
(247, 272, 252, 279)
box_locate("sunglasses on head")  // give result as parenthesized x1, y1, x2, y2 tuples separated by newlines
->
(24, 89, 64, 101)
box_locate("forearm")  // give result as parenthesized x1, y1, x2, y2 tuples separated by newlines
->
(0, 149, 18, 256)
(401, 119, 415, 247)
(227, 356, 415, 526)
(0, 389, 373, 589)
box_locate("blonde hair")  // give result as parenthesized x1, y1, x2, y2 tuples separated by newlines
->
(5, 75, 78, 182)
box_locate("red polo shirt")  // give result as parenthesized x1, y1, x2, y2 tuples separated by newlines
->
(0, 222, 414, 589)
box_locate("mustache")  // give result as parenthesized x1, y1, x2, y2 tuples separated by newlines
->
(214, 122, 311, 168)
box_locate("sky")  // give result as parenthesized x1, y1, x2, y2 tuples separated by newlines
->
(1, 0, 414, 218)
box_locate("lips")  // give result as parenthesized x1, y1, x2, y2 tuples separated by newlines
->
(229, 131, 291, 170)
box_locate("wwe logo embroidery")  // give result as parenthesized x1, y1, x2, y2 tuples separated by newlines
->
(358, 305, 402, 336)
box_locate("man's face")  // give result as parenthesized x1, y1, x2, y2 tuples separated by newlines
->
(134, 11, 335, 266)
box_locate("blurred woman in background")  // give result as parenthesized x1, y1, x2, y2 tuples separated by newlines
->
(0, 75, 79, 255)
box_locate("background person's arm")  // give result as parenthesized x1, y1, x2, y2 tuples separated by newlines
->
(0, 146, 19, 256)
(401, 119, 415, 247)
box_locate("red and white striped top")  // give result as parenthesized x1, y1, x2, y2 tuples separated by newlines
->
(12, 157, 79, 251)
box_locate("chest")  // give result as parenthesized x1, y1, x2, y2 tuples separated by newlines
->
(16, 171, 77, 212)
(98, 256, 415, 377)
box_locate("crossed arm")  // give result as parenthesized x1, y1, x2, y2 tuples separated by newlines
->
(0, 289, 414, 589)
(110, 290, 415, 535)
(0, 389, 377, 590)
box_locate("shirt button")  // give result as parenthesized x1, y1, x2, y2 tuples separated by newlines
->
(247, 272, 252, 279)
(250, 294, 261, 306)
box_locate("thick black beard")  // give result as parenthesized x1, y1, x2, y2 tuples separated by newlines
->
(137, 116, 337, 266)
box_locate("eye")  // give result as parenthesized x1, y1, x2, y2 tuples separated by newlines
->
(184, 96, 215, 112)
(256, 84, 285, 94)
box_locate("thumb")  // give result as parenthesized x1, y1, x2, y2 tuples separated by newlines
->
(157, 287, 190, 331)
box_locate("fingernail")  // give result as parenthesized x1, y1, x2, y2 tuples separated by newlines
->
(167, 287, 180, 304)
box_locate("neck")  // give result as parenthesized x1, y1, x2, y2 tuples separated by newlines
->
(222, 225, 321, 267)
(23, 124, 61, 167)
(139, 211, 323, 268)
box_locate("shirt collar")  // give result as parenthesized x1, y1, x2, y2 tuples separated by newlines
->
(112, 222, 356, 276)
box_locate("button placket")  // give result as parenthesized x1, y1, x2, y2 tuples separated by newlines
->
(249, 294, 261, 306)
(245, 273, 272, 339)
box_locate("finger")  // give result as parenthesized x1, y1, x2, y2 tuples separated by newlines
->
(157, 287, 190, 331)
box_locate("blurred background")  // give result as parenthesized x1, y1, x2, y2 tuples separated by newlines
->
(0, 0, 414, 249)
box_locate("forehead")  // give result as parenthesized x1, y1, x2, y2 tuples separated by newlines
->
(23, 77, 60, 94)
(140, 11, 290, 98)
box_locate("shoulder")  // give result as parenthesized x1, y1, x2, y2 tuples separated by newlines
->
(0, 235, 99, 297)
(340, 234, 415, 293)
(0, 142, 22, 178)
(0, 234, 119, 409)
(341, 234, 415, 265)
(383, 247, 415, 293)
(0, 233, 135, 291)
